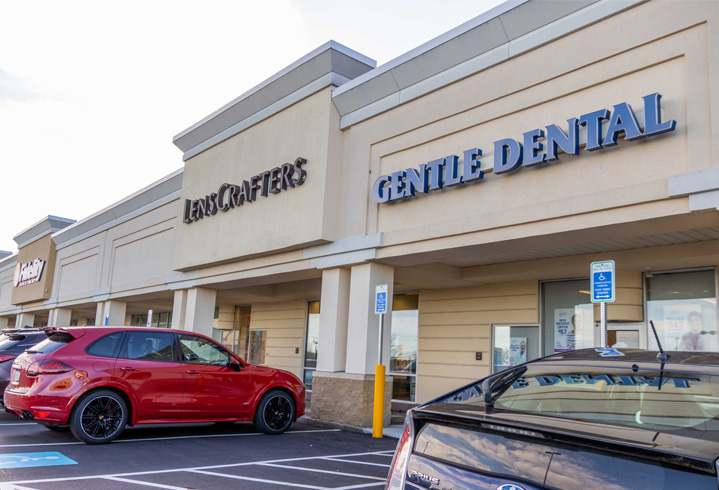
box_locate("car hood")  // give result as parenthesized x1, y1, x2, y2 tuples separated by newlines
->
(416, 401, 719, 473)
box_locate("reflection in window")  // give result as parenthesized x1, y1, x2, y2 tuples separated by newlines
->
(304, 301, 320, 390)
(391, 293, 418, 402)
(541, 280, 593, 356)
(646, 269, 718, 352)
(179, 334, 230, 365)
(121, 332, 174, 362)
(249, 330, 267, 365)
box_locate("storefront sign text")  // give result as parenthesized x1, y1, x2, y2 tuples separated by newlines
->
(13, 258, 46, 288)
(183, 157, 307, 223)
(372, 93, 676, 203)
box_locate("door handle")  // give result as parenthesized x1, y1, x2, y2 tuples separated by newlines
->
(119, 367, 135, 373)
(185, 370, 200, 375)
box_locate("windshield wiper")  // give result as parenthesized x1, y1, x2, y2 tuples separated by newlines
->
(482, 366, 528, 408)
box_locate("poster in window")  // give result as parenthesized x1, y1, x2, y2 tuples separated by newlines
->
(554, 308, 575, 352)
(662, 303, 708, 351)
(509, 337, 527, 367)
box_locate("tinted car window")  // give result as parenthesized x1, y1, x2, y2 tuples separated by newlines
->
(178, 334, 230, 366)
(27, 332, 74, 354)
(86, 332, 124, 358)
(120, 332, 175, 362)
(452, 366, 719, 432)
(414, 423, 716, 490)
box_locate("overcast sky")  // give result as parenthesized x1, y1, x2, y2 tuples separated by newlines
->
(0, 0, 505, 253)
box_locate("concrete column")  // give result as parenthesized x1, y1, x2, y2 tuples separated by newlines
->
(94, 303, 104, 326)
(184, 288, 217, 338)
(0, 317, 8, 329)
(316, 268, 351, 372)
(48, 308, 72, 327)
(16, 312, 35, 329)
(95, 301, 127, 326)
(345, 263, 394, 375)
(171, 289, 188, 330)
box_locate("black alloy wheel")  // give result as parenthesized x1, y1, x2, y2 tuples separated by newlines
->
(70, 390, 128, 444)
(254, 390, 295, 435)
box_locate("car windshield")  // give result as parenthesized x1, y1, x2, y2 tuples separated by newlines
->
(448, 364, 719, 433)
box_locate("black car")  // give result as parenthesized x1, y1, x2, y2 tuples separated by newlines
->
(0, 328, 47, 405)
(386, 348, 719, 490)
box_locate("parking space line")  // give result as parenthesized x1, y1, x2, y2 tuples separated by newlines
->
(259, 463, 385, 480)
(331, 483, 385, 490)
(187, 469, 324, 489)
(0, 484, 41, 490)
(1, 450, 392, 486)
(0, 428, 341, 449)
(321, 457, 390, 468)
(102, 476, 189, 490)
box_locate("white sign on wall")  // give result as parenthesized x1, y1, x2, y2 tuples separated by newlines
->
(13, 258, 46, 288)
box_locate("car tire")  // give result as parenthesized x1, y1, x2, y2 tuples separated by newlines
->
(69, 390, 128, 444)
(253, 389, 295, 435)
(43, 424, 70, 432)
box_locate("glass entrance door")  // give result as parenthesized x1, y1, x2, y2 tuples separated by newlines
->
(604, 323, 647, 349)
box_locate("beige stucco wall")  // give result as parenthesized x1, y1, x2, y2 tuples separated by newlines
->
(0, 260, 16, 310)
(249, 301, 307, 377)
(340, 1, 718, 261)
(52, 200, 179, 305)
(174, 87, 346, 271)
(416, 281, 539, 403)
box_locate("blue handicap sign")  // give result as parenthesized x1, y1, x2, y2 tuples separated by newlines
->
(592, 271, 613, 301)
(0, 452, 77, 469)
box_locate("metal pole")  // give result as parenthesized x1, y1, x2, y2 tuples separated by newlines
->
(373, 313, 385, 438)
(600, 302, 607, 348)
(378, 313, 384, 365)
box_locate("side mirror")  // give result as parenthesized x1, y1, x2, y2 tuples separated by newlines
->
(230, 362, 242, 372)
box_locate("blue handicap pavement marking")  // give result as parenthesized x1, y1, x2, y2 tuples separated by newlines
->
(0, 452, 77, 469)
(595, 348, 625, 357)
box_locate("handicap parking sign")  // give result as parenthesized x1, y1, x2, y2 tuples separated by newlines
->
(591, 260, 615, 303)
(375, 284, 388, 314)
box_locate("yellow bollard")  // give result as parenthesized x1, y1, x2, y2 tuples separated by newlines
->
(372, 364, 386, 438)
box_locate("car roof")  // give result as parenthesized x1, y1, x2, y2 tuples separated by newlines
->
(541, 348, 719, 367)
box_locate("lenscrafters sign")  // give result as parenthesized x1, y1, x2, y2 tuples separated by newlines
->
(183, 157, 307, 223)
(14, 258, 46, 288)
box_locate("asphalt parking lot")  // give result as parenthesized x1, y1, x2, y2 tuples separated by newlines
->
(0, 411, 398, 490)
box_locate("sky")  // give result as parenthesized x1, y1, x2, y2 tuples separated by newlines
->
(0, 0, 505, 253)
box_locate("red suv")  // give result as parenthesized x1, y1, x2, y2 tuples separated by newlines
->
(4, 327, 305, 444)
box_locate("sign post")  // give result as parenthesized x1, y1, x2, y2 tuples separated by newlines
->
(373, 284, 388, 438)
(590, 260, 616, 348)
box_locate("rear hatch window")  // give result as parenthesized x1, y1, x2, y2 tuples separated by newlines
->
(412, 422, 716, 490)
(26, 332, 76, 355)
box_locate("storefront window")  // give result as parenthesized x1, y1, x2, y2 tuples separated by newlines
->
(646, 269, 718, 352)
(304, 301, 320, 389)
(248, 329, 267, 365)
(391, 293, 418, 402)
(131, 312, 172, 328)
(493, 324, 539, 373)
(541, 279, 594, 356)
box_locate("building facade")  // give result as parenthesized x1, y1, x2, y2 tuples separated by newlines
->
(2, 0, 718, 427)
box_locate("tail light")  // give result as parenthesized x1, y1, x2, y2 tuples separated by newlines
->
(386, 413, 414, 490)
(0, 355, 14, 362)
(27, 359, 74, 376)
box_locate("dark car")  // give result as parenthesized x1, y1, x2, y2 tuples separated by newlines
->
(4, 326, 305, 444)
(0, 328, 47, 405)
(386, 348, 719, 490)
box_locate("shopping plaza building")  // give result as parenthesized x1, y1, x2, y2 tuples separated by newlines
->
(2, 0, 718, 426)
